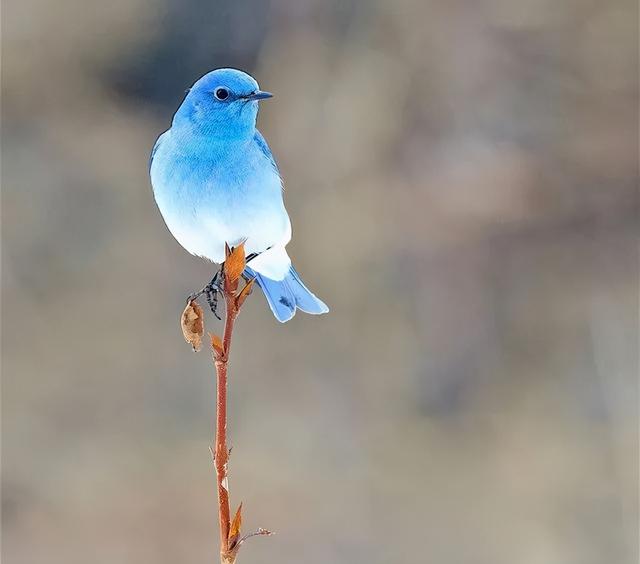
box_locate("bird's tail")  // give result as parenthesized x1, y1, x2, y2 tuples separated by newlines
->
(245, 265, 329, 323)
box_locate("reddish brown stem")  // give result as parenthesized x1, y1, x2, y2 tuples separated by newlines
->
(196, 244, 267, 564)
(214, 288, 239, 563)
(215, 294, 238, 557)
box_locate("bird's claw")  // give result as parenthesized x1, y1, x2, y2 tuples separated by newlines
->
(187, 271, 223, 319)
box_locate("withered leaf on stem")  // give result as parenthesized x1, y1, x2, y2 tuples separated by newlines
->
(228, 502, 243, 549)
(181, 300, 204, 352)
(235, 278, 255, 309)
(210, 332, 224, 360)
(224, 242, 247, 286)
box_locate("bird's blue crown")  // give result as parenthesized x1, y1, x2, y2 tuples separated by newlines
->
(173, 68, 272, 141)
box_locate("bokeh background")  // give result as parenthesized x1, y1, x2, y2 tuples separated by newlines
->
(2, 1, 638, 563)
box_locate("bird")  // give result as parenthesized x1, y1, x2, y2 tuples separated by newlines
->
(149, 68, 329, 322)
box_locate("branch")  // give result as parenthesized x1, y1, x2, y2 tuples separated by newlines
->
(181, 242, 268, 564)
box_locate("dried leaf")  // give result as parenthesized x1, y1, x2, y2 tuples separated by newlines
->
(181, 300, 204, 352)
(210, 332, 224, 360)
(228, 502, 243, 548)
(224, 242, 246, 286)
(235, 278, 255, 309)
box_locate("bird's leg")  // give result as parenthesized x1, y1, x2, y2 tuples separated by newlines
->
(186, 270, 223, 320)
(205, 285, 221, 320)
(203, 271, 222, 320)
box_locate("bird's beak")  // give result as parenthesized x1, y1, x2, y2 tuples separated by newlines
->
(245, 90, 273, 101)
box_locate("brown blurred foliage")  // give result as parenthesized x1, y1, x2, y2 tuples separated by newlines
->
(1, 1, 638, 563)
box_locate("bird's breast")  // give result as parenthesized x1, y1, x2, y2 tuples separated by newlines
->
(151, 133, 290, 262)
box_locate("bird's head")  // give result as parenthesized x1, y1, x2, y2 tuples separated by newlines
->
(172, 68, 273, 140)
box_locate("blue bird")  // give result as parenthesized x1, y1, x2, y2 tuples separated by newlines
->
(150, 68, 329, 322)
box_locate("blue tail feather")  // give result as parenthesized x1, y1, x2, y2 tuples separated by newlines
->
(245, 266, 329, 323)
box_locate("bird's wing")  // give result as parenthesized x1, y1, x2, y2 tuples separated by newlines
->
(254, 130, 280, 173)
(149, 131, 169, 172)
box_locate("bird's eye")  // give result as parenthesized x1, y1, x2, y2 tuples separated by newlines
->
(214, 88, 230, 101)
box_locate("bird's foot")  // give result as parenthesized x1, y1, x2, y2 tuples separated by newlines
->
(187, 271, 223, 320)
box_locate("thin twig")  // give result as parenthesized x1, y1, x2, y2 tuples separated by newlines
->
(239, 528, 274, 545)
(213, 284, 237, 560)
(182, 243, 268, 564)
(205, 243, 264, 564)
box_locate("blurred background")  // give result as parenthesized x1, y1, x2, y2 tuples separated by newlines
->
(2, 1, 638, 563)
